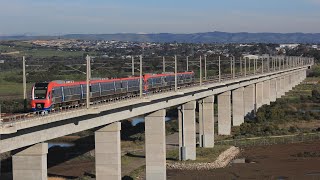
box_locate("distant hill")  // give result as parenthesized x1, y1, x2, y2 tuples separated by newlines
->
(1, 32, 320, 43)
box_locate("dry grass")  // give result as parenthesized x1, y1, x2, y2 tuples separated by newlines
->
(278, 120, 320, 129)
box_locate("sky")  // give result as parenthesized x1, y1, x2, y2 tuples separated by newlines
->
(0, 0, 320, 35)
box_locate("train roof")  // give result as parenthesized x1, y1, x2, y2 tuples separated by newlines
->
(144, 71, 194, 78)
(33, 72, 194, 88)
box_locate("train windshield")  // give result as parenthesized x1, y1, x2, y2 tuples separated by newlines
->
(34, 83, 48, 99)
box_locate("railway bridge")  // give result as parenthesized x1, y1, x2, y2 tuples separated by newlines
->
(0, 56, 314, 180)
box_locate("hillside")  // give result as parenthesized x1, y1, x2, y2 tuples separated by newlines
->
(1, 32, 320, 43)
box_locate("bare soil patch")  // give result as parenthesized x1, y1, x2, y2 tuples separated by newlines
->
(167, 141, 320, 180)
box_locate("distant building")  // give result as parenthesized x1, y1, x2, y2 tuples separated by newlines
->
(243, 55, 259, 59)
(0, 60, 4, 64)
(312, 45, 318, 49)
(279, 44, 300, 49)
(239, 44, 254, 47)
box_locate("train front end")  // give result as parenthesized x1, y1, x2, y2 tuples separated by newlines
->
(31, 82, 52, 111)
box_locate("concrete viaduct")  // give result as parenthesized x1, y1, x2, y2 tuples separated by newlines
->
(0, 56, 314, 180)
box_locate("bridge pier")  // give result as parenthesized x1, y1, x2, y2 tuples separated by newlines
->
(291, 72, 295, 88)
(255, 82, 264, 109)
(198, 96, 215, 148)
(95, 122, 121, 180)
(12, 143, 48, 180)
(145, 109, 166, 180)
(270, 79, 277, 102)
(178, 101, 196, 160)
(232, 87, 244, 126)
(276, 77, 282, 98)
(283, 75, 288, 93)
(218, 91, 231, 135)
(297, 71, 303, 85)
(288, 74, 293, 91)
(244, 84, 255, 116)
(292, 72, 299, 87)
(288, 74, 292, 89)
(263, 80, 270, 105)
(301, 70, 307, 81)
(280, 76, 286, 96)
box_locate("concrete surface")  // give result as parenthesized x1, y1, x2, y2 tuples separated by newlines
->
(145, 110, 166, 180)
(179, 101, 196, 160)
(232, 87, 244, 126)
(218, 91, 231, 135)
(95, 122, 121, 180)
(255, 82, 264, 109)
(263, 80, 271, 105)
(198, 96, 214, 147)
(12, 143, 48, 180)
(244, 84, 255, 116)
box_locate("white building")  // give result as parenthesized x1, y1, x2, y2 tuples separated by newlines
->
(243, 55, 259, 59)
(279, 44, 300, 49)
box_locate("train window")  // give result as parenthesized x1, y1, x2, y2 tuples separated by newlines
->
(34, 89, 47, 99)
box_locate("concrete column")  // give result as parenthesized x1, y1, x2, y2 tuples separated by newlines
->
(280, 76, 285, 96)
(302, 70, 307, 81)
(95, 122, 121, 180)
(293, 72, 299, 87)
(244, 84, 255, 115)
(198, 96, 214, 148)
(13, 143, 48, 180)
(299, 71, 303, 83)
(297, 71, 301, 85)
(263, 80, 270, 105)
(285, 75, 290, 92)
(145, 109, 166, 180)
(270, 79, 277, 102)
(232, 87, 244, 126)
(276, 77, 282, 98)
(179, 101, 196, 160)
(256, 82, 264, 109)
(218, 91, 231, 135)
(288, 74, 293, 91)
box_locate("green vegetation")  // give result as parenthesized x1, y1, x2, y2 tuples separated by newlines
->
(195, 145, 230, 163)
(121, 153, 141, 166)
(231, 65, 320, 139)
(127, 165, 145, 180)
(166, 145, 231, 162)
(217, 133, 320, 147)
(0, 41, 89, 58)
(25, 49, 85, 58)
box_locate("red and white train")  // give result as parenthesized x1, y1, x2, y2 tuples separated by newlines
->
(31, 72, 195, 111)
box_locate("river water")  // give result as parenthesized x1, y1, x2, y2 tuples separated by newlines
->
(131, 116, 172, 126)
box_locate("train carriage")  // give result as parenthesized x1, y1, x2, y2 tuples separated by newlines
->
(31, 72, 194, 111)
(144, 72, 194, 92)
